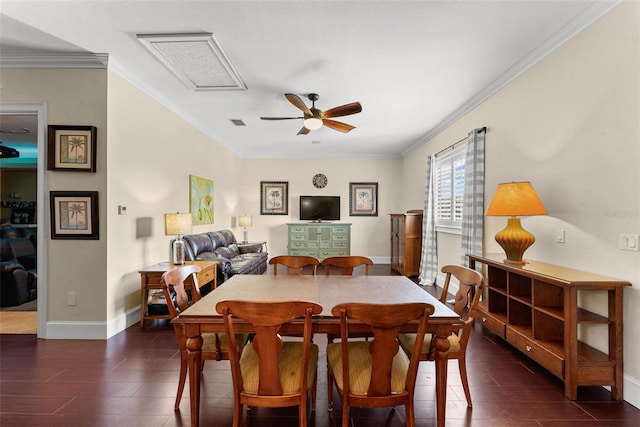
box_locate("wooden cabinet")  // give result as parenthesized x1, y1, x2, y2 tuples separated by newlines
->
(390, 210, 423, 276)
(468, 253, 630, 400)
(287, 223, 351, 260)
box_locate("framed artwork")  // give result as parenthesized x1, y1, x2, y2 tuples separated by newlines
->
(47, 125, 97, 172)
(190, 175, 214, 225)
(349, 182, 378, 216)
(49, 191, 99, 240)
(260, 181, 288, 215)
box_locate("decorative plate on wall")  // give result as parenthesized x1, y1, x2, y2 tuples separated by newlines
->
(313, 173, 327, 188)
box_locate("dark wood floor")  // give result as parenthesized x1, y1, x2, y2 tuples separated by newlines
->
(2, 265, 639, 426)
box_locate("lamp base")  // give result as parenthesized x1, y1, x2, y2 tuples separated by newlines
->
(171, 237, 186, 265)
(243, 228, 249, 244)
(495, 217, 534, 266)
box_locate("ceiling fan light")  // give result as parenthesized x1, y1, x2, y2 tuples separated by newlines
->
(303, 117, 323, 130)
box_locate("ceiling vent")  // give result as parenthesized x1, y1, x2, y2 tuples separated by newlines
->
(230, 119, 246, 126)
(137, 33, 246, 91)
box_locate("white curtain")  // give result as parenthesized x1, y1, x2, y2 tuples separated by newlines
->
(460, 128, 485, 266)
(418, 155, 438, 285)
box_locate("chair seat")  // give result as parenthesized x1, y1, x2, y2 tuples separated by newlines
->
(240, 341, 319, 395)
(326, 341, 409, 395)
(397, 332, 460, 355)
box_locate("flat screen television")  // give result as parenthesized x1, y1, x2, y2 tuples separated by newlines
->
(299, 196, 340, 221)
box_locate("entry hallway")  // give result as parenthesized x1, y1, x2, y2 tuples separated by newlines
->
(2, 273, 639, 426)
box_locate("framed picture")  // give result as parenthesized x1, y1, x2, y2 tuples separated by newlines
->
(49, 191, 99, 240)
(349, 182, 378, 216)
(260, 181, 288, 215)
(190, 175, 214, 225)
(47, 125, 97, 172)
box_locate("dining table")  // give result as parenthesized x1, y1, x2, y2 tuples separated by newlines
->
(171, 273, 462, 427)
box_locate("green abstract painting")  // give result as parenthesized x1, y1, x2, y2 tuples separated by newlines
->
(190, 175, 214, 225)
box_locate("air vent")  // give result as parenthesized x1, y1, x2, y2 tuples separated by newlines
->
(137, 33, 246, 91)
(230, 119, 246, 126)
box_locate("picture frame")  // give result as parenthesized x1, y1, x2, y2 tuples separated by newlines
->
(260, 181, 288, 215)
(47, 125, 97, 172)
(50, 191, 99, 240)
(349, 182, 378, 216)
(190, 175, 214, 225)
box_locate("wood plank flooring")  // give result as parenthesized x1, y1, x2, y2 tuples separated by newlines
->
(1, 265, 639, 426)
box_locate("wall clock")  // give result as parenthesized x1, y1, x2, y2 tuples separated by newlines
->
(313, 173, 327, 189)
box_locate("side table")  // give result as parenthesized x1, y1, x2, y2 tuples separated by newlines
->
(138, 260, 217, 327)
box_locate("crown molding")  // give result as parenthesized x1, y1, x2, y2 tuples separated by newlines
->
(0, 53, 109, 69)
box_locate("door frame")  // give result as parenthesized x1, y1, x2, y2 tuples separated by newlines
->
(1, 103, 47, 338)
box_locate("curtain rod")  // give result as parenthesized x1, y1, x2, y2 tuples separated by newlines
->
(434, 126, 486, 158)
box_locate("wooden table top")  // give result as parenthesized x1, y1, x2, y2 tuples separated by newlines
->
(175, 274, 459, 322)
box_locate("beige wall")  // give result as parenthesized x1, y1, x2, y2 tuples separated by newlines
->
(403, 1, 640, 384)
(0, 68, 109, 328)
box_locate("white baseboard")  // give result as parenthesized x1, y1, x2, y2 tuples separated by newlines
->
(42, 306, 141, 340)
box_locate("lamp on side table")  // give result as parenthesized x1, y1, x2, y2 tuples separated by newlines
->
(164, 213, 192, 265)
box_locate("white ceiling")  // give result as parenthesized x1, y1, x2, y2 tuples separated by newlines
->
(0, 1, 620, 159)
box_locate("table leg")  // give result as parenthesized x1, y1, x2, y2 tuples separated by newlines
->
(432, 325, 451, 427)
(184, 325, 203, 427)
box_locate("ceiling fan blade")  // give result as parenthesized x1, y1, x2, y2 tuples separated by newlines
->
(297, 126, 311, 135)
(322, 119, 355, 133)
(322, 102, 362, 119)
(285, 93, 312, 115)
(260, 116, 303, 120)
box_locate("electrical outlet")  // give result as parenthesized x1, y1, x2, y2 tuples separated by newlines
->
(67, 292, 77, 306)
(118, 205, 127, 215)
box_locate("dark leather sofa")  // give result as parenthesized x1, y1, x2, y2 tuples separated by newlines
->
(181, 230, 267, 286)
(1, 225, 37, 307)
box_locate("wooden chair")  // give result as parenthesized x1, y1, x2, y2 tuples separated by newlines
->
(321, 255, 375, 343)
(161, 265, 249, 410)
(269, 255, 319, 275)
(321, 255, 373, 276)
(397, 264, 484, 408)
(216, 300, 323, 427)
(326, 302, 435, 427)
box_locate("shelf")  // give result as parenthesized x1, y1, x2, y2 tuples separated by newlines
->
(578, 308, 610, 324)
(534, 305, 564, 321)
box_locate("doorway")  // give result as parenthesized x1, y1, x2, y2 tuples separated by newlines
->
(0, 104, 46, 337)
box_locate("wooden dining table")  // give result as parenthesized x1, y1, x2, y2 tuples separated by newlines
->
(171, 274, 461, 427)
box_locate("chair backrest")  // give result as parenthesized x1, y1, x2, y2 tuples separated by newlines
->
(439, 265, 484, 345)
(331, 302, 434, 398)
(321, 255, 373, 276)
(216, 300, 323, 396)
(268, 255, 319, 275)
(160, 264, 202, 318)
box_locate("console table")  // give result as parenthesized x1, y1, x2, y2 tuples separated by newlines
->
(138, 260, 217, 327)
(468, 253, 630, 400)
(287, 223, 350, 260)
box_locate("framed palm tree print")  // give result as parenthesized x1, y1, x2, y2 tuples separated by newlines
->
(47, 125, 97, 172)
(260, 181, 288, 215)
(50, 191, 99, 239)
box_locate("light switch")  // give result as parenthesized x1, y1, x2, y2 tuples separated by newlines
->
(118, 205, 127, 215)
(619, 234, 639, 251)
(556, 229, 565, 243)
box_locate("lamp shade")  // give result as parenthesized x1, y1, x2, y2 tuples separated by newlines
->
(164, 213, 192, 236)
(486, 182, 547, 217)
(238, 214, 252, 228)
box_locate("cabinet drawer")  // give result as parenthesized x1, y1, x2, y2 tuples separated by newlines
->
(506, 327, 564, 379)
(289, 249, 317, 257)
(290, 226, 307, 233)
(290, 234, 307, 241)
(332, 234, 348, 241)
(197, 268, 215, 287)
(477, 309, 505, 339)
(332, 242, 349, 249)
(332, 226, 350, 233)
(319, 249, 350, 258)
(290, 242, 307, 249)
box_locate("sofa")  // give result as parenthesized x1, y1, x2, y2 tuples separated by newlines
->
(1, 225, 37, 307)
(180, 230, 268, 286)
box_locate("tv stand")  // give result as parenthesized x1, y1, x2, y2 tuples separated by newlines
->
(287, 223, 351, 260)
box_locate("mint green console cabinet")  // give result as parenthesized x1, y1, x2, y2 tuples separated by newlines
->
(287, 223, 351, 260)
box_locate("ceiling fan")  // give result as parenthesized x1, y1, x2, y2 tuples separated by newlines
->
(261, 93, 362, 135)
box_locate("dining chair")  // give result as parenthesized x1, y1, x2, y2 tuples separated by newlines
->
(269, 255, 319, 275)
(216, 300, 323, 427)
(321, 255, 373, 276)
(397, 264, 484, 408)
(161, 265, 249, 410)
(321, 255, 375, 343)
(326, 302, 435, 427)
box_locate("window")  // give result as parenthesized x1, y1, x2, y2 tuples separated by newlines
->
(435, 143, 466, 232)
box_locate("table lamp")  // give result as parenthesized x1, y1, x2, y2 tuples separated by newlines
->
(485, 182, 547, 265)
(165, 213, 192, 265)
(238, 214, 252, 243)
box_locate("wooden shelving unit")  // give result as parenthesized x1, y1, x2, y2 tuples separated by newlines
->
(389, 210, 423, 277)
(468, 253, 630, 400)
